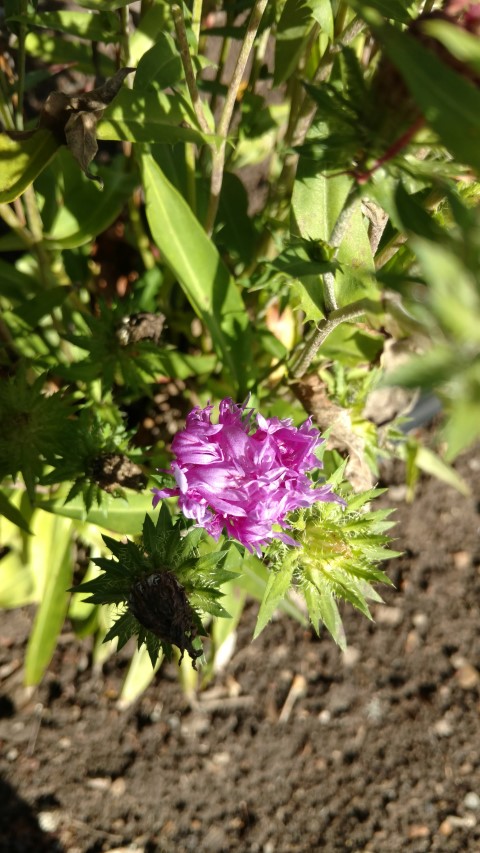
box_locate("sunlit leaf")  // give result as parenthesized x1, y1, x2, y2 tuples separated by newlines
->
(140, 153, 252, 394)
(0, 130, 58, 202)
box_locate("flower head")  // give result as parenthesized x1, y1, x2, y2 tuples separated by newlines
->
(152, 398, 344, 554)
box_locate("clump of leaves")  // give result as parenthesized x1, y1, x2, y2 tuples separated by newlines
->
(255, 464, 400, 650)
(41, 409, 146, 512)
(73, 504, 236, 668)
(0, 366, 73, 501)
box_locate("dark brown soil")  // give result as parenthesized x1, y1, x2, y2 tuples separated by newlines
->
(1, 451, 480, 853)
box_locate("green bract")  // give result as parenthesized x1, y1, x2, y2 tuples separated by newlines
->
(73, 504, 236, 668)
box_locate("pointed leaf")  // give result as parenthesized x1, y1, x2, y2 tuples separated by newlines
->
(140, 153, 252, 392)
(24, 518, 73, 685)
(0, 130, 58, 202)
(253, 560, 295, 639)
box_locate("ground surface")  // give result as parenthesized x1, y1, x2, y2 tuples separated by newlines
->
(1, 450, 480, 853)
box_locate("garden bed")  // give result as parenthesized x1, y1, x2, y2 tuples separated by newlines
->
(1, 450, 480, 853)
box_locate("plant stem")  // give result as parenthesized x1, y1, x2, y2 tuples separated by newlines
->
(15, 0, 28, 130)
(204, 0, 269, 236)
(289, 187, 361, 378)
(290, 300, 373, 379)
(0, 203, 35, 248)
(192, 0, 203, 46)
(119, 6, 131, 69)
(172, 4, 211, 136)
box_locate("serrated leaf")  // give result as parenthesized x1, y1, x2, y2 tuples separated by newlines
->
(104, 609, 135, 649)
(253, 560, 295, 639)
(0, 491, 32, 533)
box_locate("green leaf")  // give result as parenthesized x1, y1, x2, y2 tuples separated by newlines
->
(119, 644, 163, 706)
(349, 0, 412, 23)
(421, 18, 480, 76)
(0, 491, 32, 533)
(134, 33, 183, 91)
(97, 88, 207, 145)
(274, 0, 315, 86)
(394, 182, 445, 244)
(307, 0, 334, 40)
(384, 347, 460, 389)
(12, 286, 70, 327)
(60, 0, 133, 10)
(291, 167, 376, 307)
(140, 153, 252, 393)
(0, 131, 59, 203)
(367, 14, 480, 173)
(304, 574, 346, 649)
(42, 150, 138, 249)
(411, 238, 480, 345)
(0, 259, 38, 300)
(414, 446, 471, 496)
(442, 400, 480, 462)
(9, 10, 121, 41)
(253, 559, 296, 639)
(24, 517, 73, 685)
(236, 552, 307, 625)
(25, 32, 115, 76)
(38, 490, 155, 536)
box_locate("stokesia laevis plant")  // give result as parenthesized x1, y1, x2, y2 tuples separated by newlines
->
(152, 397, 344, 555)
(75, 400, 398, 669)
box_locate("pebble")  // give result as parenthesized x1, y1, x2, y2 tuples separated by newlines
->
(464, 792, 480, 811)
(456, 663, 480, 690)
(110, 777, 126, 797)
(87, 776, 111, 791)
(405, 629, 420, 654)
(433, 718, 454, 737)
(452, 550, 471, 570)
(443, 814, 476, 829)
(38, 811, 60, 832)
(412, 612, 428, 634)
(408, 824, 430, 839)
(375, 605, 403, 626)
(342, 646, 361, 667)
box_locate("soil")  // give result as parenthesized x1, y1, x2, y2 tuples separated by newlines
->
(1, 450, 480, 853)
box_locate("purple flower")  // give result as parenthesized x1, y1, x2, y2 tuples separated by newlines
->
(152, 398, 344, 554)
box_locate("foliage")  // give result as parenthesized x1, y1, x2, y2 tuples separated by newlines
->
(1, 0, 479, 697)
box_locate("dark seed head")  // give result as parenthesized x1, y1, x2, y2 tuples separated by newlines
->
(128, 572, 203, 669)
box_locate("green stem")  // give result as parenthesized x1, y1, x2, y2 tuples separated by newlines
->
(0, 203, 35, 248)
(290, 300, 374, 379)
(119, 6, 131, 69)
(204, 0, 269, 236)
(172, 4, 211, 135)
(128, 193, 155, 270)
(15, 0, 28, 130)
(191, 0, 203, 47)
(289, 187, 360, 378)
(185, 142, 197, 215)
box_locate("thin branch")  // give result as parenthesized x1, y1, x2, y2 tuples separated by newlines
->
(204, 0, 269, 235)
(290, 300, 375, 379)
(172, 4, 211, 136)
(15, 0, 28, 130)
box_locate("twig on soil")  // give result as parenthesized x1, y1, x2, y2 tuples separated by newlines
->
(278, 674, 307, 723)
